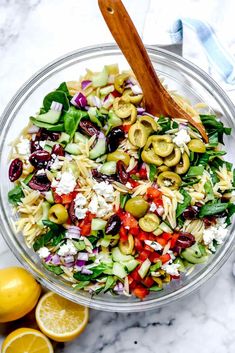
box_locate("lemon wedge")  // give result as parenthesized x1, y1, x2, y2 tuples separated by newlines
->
(35, 292, 89, 342)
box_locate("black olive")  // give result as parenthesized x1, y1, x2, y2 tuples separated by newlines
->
(105, 214, 121, 235)
(106, 126, 125, 153)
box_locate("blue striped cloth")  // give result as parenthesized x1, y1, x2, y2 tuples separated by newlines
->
(170, 19, 235, 84)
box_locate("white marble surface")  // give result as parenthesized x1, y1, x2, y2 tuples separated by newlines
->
(1, 1, 235, 352)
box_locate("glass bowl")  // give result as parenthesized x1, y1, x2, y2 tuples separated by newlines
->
(1, 44, 235, 312)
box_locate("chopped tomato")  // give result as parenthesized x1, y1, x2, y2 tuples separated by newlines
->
(170, 233, 179, 248)
(129, 165, 139, 175)
(144, 244, 155, 253)
(61, 191, 77, 204)
(123, 124, 132, 133)
(130, 266, 142, 282)
(142, 276, 155, 288)
(120, 212, 138, 230)
(156, 237, 168, 247)
(159, 253, 171, 264)
(137, 250, 151, 262)
(139, 165, 147, 179)
(138, 230, 150, 241)
(129, 226, 139, 236)
(146, 187, 162, 200)
(162, 233, 172, 242)
(79, 212, 95, 236)
(134, 238, 143, 252)
(127, 178, 140, 188)
(132, 285, 149, 300)
(119, 226, 128, 242)
(154, 198, 164, 208)
(149, 252, 160, 263)
(53, 193, 62, 204)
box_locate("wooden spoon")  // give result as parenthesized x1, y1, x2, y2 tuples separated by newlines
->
(98, 0, 208, 142)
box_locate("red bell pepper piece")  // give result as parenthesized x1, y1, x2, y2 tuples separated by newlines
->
(122, 124, 132, 133)
(156, 237, 168, 247)
(127, 178, 140, 188)
(162, 232, 172, 242)
(130, 266, 142, 282)
(159, 253, 171, 264)
(134, 237, 143, 252)
(142, 276, 155, 288)
(137, 250, 151, 262)
(119, 226, 128, 242)
(132, 285, 149, 299)
(149, 252, 160, 263)
(146, 187, 162, 200)
(139, 165, 147, 179)
(61, 191, 77, 204)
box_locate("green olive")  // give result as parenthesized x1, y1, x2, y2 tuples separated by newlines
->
(113, 98, 133, 118)
(139, 213, 160, 232)
(139, 116, 158, 134)
(114, 73, 129, 93)
(175, 152, 190, 174)
(123, 105, 137, 125)
(128, 121, 149, 148)
(152, 135, 174, 157)
(152, 277, 163, 288)
(122, 89, 143, 104)
(119, 234, 134, 255)
(157, 171, 182, 190)
(107, 150, 130, 166)
(157, 165, 170, 174)
(125, 196, 149, 218)
(188, 139, 206, 153)
(48, 204, 68, 224)
(164, 147, 181, 167)
(141, 149, 163, 166)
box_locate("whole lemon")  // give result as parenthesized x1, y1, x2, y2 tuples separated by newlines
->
(0, 267, 41, 323)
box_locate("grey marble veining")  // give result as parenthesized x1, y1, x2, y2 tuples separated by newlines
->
(1, 1, 235, 352)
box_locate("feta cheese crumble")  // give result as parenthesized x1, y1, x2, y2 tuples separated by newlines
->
(58, 240, 78, 256)
(162, 263, 180, 276)
(149, 202, 157, 212)
(52, 171, 76, 195)
(74, 193, 88, 220)
(173, 129, 191, 147)
(144, 240, 162, 251)
(16, 137, 30, 156)
(203, 218, 228, 251)
(93, 181, 114, 202)
(37, 247, 50, 259)
(50, 157, 63, 171)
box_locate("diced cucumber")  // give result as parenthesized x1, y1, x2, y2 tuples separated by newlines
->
(35, 109, 61, 124)
(65, 143, 81, 155)
(100, 161, 116, 175)
(100, 238, 111, 247)
(89, 138, 106, 160)
(91, 218, 107, 231)
(74, 131, 88, 144)
(100, 85, 114, 96)
(112, 247, 133, 262)
(88, 107, 102, 128)
(92, 66, 109, 87)
(159, 222, 173, 233)
(181, 243, 208, 264)
(107, 110, 122, 131)
(37, 201, 50, 228)
(150, 261, 162, 272)
(112, 263, 127, 279)
(43, 140, 56, 147)
(44, 190, 54, 204)
(173, 258, 186, 272)
(30, 117, 64, 131)
(44, 144, 52, 153)
(138, 258, 151, 279)
(124, 259, 139, 272)
(58, 132, 70, 145)
(153, 228, 163, 236)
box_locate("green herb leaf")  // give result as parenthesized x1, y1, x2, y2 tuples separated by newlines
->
(176, 189, 192, 218)
(44, 264, 64, 275)
(64, 107, 88, 138)
(73, 281, 90, 290)
(51, 232, 65, 247)
(204, 181, 214, 201)
(149, 164, 157, 182)
(43, 90, 70, 112)
(56, 82, 70, 96)
(73, 264, 107, 281)
(199, 202, 229, 218)
(186, 165, 204, 178)
(42, 220, 60, 232)
(8, 185, 24, 205)
(200, 114, 231, 145)
(120, 193, 131, 209)
(226, 203, 235, 226)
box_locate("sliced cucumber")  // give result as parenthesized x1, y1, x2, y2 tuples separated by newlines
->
(100, 161, 116, 175)
(107, 110, 122, 131)
(65, 143, 81, 155)
(112, 262, 127, 279)
(138, 258, 151, 279)
(112, 247, 133, 263)
(92, 66, 109, 87)
(181, 243, 208, 264)
(88, 107, 102, 128)
(30, 117, 64, 131)
(153, 228, 163, 236)
(58, 132, 70, 145)
(124, 259, 139, 272)
(92, 218, 107, 231)
(44, 190, 54, 204)
(35, 109, 61, 124)
(159, 222, 173, 234)
(100, 238, 111, 247)
(173, 258, 186, 272)
(89, 138, 106, 160)
(74, 131, 88, 144)
(37, 201, 50, 228)
(100, 85, 114, 96)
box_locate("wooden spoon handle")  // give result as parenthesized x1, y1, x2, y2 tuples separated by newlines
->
(98, 0, 208, 142)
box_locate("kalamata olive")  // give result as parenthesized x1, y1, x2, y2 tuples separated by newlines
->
(51, 144, 65, 156)
(106, 126, 125, 153)
(69, 201, 77, 224)
(30, 140, 42, 153)
(182, 205, 199, 220)
(9, 158, 23, 182)
(79, 120, 100, 136)
(91, 169, 116, 183)
(117, 160, 129, 184)
(28, 173, 51, 191)
(175, 232, 195, 249)
(29, 150, 51, 169)
(38, 128, 60, 141)
(105, 214, 121, 235)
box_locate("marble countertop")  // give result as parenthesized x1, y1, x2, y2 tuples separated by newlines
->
(1, 1, 235, 352)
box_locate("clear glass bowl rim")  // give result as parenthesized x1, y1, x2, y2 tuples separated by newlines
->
(1, 43, 235, 312)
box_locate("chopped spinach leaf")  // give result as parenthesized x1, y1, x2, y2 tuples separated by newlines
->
(8, 185, 24, 205)
(199, 202, 229, 218)
(149, 164, 157, 182)
(73, 281, 90, 290)
(226, 203, 235, 226)
(73, 264, 107, 281)
(43, 90, 70, 112)
(186, 165, 204, 178)
(64, 107, 88, 138)
(44, 264, 64, 275)
(42, 220, 60, 232)
(120, 193, 131, 209)
(176, 189, 192, 218)
(204, 181, 214, 201)
(104, 276, 116, 293)
(30, 117, 64, 131)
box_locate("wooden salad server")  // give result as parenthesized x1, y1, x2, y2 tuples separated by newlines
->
(98, 0, 208, 142)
